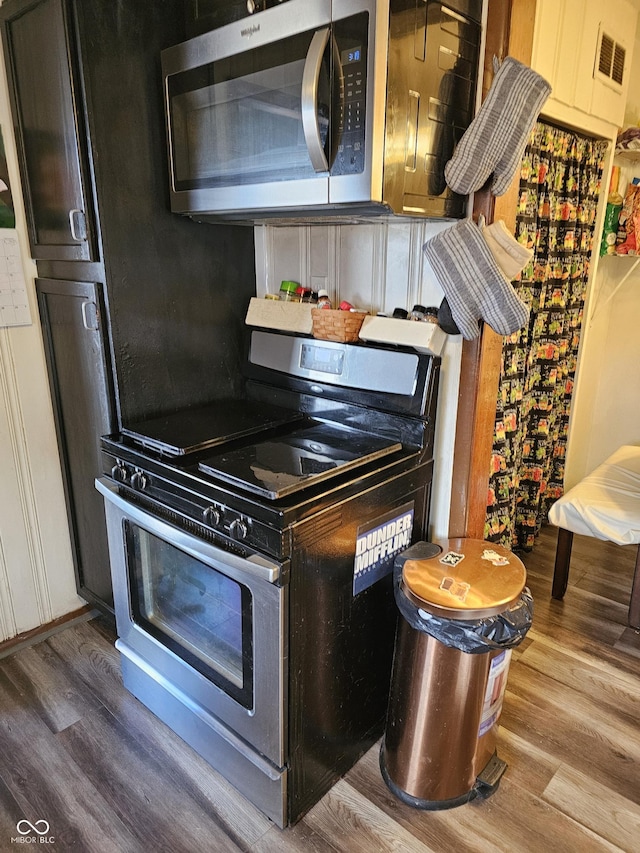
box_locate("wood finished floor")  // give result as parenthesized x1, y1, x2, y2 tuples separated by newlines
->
(1, 524, 640, 852)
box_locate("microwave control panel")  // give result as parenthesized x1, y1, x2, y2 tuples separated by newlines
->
(331, 13, 368, 177)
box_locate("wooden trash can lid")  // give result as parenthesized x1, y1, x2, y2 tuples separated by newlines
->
(401, 538, 527, 621)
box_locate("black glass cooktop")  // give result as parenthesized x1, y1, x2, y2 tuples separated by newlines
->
(121, 398, 304, 456)
(198, 422, 402, 499)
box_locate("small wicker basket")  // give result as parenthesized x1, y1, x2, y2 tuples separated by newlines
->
(311, 308, 367, 343)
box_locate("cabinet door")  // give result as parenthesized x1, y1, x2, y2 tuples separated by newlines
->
(531, 0, 637, 128)
(1, 0, 98, 261)
(36, 278, 115, 610)
(184, 0, 249, 37)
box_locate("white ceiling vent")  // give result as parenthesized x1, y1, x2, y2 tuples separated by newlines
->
(594, 24, 627, 91)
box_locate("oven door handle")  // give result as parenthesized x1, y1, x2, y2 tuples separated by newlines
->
(95, 477, 282, 584)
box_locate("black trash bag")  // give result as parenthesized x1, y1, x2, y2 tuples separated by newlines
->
(393, 543, 534, 655)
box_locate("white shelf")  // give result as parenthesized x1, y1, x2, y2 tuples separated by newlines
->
(594, 255, 640, 313)
(615, 148, 640, 164)
(245, 297, 313, 334)
(358, 315, 446, 356)
(597, 148, 640, 314)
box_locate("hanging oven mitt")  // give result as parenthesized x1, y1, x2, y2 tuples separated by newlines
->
(480, 215, 533, 279)
(423, 218, 530, 340)
(444, 56, 551, 197)
(436, 296, 461, 336)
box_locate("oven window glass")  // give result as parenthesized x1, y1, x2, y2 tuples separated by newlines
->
(126, 522, 253, 708)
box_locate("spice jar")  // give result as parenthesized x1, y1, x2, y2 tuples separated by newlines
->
(279, 280, 301, 302)
(423, 306, 439, 324)
(316, 289, 332, 309)
(410, 304, 427, 321)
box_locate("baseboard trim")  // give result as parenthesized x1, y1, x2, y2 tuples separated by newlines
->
(0, 606, 98, 660)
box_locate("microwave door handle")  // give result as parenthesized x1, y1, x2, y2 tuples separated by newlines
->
(301, 27, 330, 173)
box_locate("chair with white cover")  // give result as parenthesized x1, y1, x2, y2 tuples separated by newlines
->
(547, 445, 640, 630)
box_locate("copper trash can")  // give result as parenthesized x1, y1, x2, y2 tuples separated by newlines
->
(380, 539, 532, 810)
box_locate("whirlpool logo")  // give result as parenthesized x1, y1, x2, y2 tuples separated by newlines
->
(11, 819, 55, 845)
(240, 23, 260, 38)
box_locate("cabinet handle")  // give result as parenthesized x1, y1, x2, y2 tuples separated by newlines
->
(68, 208, 87, 242)
(81, 300, 98, 331)
(405, 90, 420, 171)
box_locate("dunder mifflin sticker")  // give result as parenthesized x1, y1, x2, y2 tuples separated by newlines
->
(353, 502, 414, 595)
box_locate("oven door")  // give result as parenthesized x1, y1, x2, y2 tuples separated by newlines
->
(95, 478, 287, 768)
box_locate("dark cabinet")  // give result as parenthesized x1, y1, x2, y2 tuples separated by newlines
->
(1, 0, 98, 261)
(0, 0, 256, 615)
(36, 278, 116, 609)
(1, 0, 110, 612)
(184, 0, 249, 37)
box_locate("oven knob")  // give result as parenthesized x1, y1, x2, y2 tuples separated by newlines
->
(130, 471, 148, 491)
(111, 463, 129, 483)
(230, 518, 249, 541)
(203, 505, 222, 527)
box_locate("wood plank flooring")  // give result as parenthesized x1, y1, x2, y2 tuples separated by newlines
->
(1, 524, 639, 852)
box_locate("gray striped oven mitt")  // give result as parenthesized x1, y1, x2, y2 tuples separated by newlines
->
(422, 219, 529, 340)
(444, 56, 551, 197)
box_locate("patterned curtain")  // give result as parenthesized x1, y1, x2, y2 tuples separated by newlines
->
(485, 121, 608, 551)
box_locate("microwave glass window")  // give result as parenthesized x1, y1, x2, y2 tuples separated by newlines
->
(126, 522, 253, 707)
(168, 32, 331, 189)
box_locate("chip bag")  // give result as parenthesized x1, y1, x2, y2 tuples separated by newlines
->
(616, 182, 640, 254)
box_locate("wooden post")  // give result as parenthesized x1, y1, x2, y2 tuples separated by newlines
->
(448, 0, 538, 540)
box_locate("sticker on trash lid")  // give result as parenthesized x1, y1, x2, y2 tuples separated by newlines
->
(482, 548, 510, 566)
(439, 576, 470, 602)
(440, 550, 465, 567)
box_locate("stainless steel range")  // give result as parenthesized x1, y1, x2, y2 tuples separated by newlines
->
(96, 329, 440, 827)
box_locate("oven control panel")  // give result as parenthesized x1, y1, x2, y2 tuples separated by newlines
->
(250, 331, 420, 396)
(112, 462, 149, 493)
(203, 503, 223, 527)
(202, 504, 249, 541)
(103, 452, 285, 558)
(203, 506, 250, 541)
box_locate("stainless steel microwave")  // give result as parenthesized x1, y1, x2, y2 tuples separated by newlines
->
(161, 0, 482, 222)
